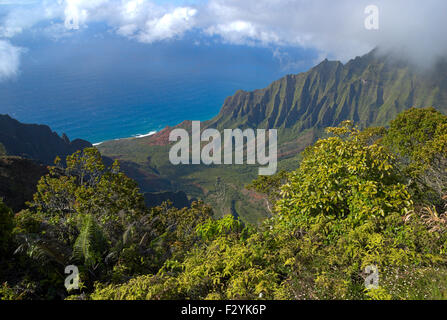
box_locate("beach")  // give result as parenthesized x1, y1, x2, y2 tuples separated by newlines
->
(93, 130, 157, 146)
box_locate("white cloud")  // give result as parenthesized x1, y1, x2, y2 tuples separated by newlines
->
(0, 2, 62, 38)
(137, 7, 197, 43)
(0, 40, 23, 80)
(203, 0, 447, 66)
(60, 0, 198, 43)
(205, 20, 279, 45)
(0, 1, 198, 40)
(0, 0, 446, 68)
(200, 0, 373, 60)
(63, 0, 112, 29)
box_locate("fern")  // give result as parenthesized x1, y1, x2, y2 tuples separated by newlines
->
(72, 214, 108, 269)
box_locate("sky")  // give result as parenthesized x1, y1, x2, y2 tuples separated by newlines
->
(0, 0, 446, 81)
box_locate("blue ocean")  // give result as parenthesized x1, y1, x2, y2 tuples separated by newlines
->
(0, 31, 316, 144)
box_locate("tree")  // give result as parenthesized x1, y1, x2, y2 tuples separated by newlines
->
(383, 107, 447, 207)
(11, 148, 217, 296)
(15, 148, 149, 290)
(33, 148, 146, 224)
(247, 171, 288, 214)
(276, 121, 412, 230)
(270, 121, 447, 299)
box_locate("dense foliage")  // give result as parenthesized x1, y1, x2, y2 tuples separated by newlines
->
(2, 108, 447, 300)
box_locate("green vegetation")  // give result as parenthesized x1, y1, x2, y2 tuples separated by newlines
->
(0, 148, 212, 299)
(2, 107, 447, 300)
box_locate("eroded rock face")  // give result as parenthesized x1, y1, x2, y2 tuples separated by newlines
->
(0, 157, 48, 212)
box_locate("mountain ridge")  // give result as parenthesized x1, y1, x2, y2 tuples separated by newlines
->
(0, 114, 92, 165)
(206, 49, 447, 133)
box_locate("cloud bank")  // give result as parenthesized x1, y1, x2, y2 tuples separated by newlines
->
(201, 0, 447, 66)
(0, 0, 446, 79)
(0, 40, 23, 80)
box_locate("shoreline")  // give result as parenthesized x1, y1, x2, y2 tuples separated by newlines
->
(93, 130, 157, 146)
